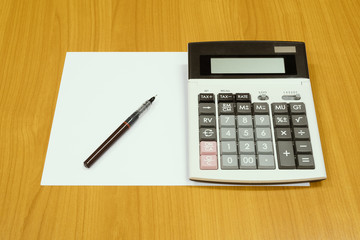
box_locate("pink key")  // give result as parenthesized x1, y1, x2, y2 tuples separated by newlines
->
(200, 141, 217, 155)
(200, 155, 218, 170)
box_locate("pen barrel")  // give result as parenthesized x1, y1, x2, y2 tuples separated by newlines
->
(83, 122, 131, 168)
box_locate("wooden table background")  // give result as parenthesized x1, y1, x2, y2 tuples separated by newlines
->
(1, 0, 359, 239)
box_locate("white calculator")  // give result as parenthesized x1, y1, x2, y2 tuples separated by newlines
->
(187, 41, 326, 183)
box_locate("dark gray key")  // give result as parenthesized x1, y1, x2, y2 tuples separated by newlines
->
(292, 115, 308, 127)
(290, 103, 306, 114)
(236, 103, 252, 114)
(235, 93, 251, 102)
(199, 103, 215, 115)
(218, 93, 234, 102)
(199, 93, 215, 103)
(272, 103, 288, 114)
(277, 141, 296, 169)
(219, 102, 235, 115)
(199, 128, 216, 141)
(221, 155, 239, 169)
(274, 115, 290, 127)
(294, 128, 310, 140)
(199, 115, 216, 127)
(295, 141, 312, 154)
(253, 103, 269, 114)
(275, 128, 292, 141)
(258, 155, 275, 169)
(297, 155, 315, 169)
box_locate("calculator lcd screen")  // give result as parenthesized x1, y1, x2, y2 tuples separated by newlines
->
(210, 58, 285, 74)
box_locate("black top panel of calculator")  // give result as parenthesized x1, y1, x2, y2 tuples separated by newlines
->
(188, 41, 309, 79)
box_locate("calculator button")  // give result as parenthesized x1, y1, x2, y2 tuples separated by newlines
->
(221, 141, 238, 155)
(277, 141, 296, 169)
(291, 115, 308, 127)
(297, 155, 315, 169)
(219, 115, 235, 127)
(253, 103, 269, 114)
(235, 93, 251, 102)
(200, 141, 217, 155)
(218, 103, 235, 115)
(199, 103, 215, 115)
(289, 103, 306, 114)
(238, 128, 254, 140)
(237, 115, 253, 127)
(199, 93, 215, 103)
(199, 115, 216, 127)
(239, 155, 256, 169)
(238, 141, 255, 154)
(293, 128, 310, 140)
(236, 103, 252, 114)
(200, 155, 218, 170)
(199, 128, 216, 141)
(220, 128, 236, 141)
(273, 115, 290, 127)
(221, 155, 239, 169)
(254, 115, 270, 127)
(275, 128, 292, 141)
(218, 93, 234, 102)
(271, 103, 288, 114)
(295, 141, 312, 154)
(258, 155, 275, 169)
(256, 141, 273, 154)
(255, 128, 272, 140)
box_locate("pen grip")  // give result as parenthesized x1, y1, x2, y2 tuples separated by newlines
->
(83, 121, 131, 168)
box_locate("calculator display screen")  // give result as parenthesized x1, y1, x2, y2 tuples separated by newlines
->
(210, 58, 285, 74)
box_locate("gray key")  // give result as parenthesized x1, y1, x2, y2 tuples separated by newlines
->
(238, 141, 255, 154)
(294, 128, 310, 140)
(290, 103, 306, 114)
(254, 115, 270, 127)
(253, 102, 269, 114)
(239, 155, 257, 169)
(219, 102, 235, 115)
(258, 155, 275, 169)
(255, 128, 272, 140)
(297, 155, 315, 169)
(236, 103, 252, 114)
(256, 141, 273, 154)
(295, 141, 312, 154)
(275, 128, 292, 141)
(221, 155, 239, 169)
(274, 115, 290, 127)
(220, 128, 236, 141)
(237, 115, 253, 127)
(199, 115, 216, 127)
(219, 115, 235, 127)
(238, 128, 254, 140)
(199, 103, 215, 115)
(277, 141, 296, 169)
(272, 103, 288, 114)
(292, 115, 308, 127)
(221, 141, 237, 155)
(199, 128, 216, 141)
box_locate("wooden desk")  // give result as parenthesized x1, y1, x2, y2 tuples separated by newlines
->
(1, 0, 359, 239)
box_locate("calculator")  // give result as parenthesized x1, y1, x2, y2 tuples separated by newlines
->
(187, 41, 326, 183)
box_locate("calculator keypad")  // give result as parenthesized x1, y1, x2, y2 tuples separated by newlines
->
(198, 93, 315, 171)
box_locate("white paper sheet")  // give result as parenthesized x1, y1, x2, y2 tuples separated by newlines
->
(41, 52, 309, 186)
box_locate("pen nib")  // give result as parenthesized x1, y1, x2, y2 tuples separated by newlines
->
(149, 95, 157, 103)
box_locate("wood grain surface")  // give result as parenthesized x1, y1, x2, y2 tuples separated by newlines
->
(1, 0, 359, 239)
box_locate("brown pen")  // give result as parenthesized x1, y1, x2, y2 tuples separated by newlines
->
(83, 96, 156, 168)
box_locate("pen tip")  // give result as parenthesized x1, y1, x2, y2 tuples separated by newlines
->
(149, 95, 157, 103)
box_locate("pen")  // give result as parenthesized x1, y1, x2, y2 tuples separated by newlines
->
(83, 96, 156, 168)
